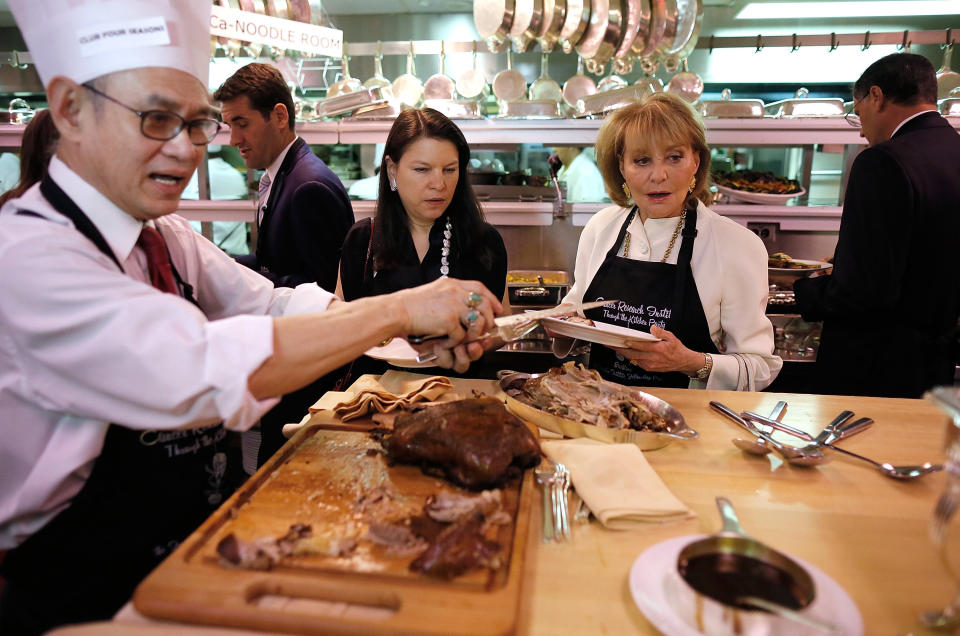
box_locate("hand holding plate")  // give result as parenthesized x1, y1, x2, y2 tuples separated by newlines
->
(612, 325, 703, 375)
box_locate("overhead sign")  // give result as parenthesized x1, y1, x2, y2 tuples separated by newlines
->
(210, 5, 342, 58)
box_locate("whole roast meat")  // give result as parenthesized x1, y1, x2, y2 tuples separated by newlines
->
(380, 397, 541, 490)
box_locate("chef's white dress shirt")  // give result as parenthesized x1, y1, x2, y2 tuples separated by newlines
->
(563, 201, 782, 391)
(0, 156, 335, 549)
(557, 152, 608, 203)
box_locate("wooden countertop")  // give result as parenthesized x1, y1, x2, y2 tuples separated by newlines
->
(52, 385, 956, 636)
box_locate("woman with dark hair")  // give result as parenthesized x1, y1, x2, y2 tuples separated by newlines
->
(336, 108, 507, 376)
(0, 109, 59, 208)
(337, 107, 506, 302)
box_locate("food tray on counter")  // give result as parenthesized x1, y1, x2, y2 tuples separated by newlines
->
(498, 370, 697, 450)
(133, 377, 536, 636)
(715, 184, 806, 205)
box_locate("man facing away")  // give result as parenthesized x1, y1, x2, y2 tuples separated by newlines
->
(214, 63, 356, 469)
(0, 3, 498, 633)
(794, 53, 960, 398)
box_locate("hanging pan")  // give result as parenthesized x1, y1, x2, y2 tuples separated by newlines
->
(509, 0, 544, 53)
(559, 0, 592, 55)
(536, 0, 566, 53)
(562, 54, 598, 109)
(576, 0, 610, 69)
(665, 57, 703, 102)
(611, 0, 647, 75)
(364, 41, 392, 91)
(634, 0, 669, 73)
(423, 41, 457, 100)
(937, 43, 960, 99)
(492, 47, 527, 103)
(529, 52, 563, 102)
(474, 0, 516, 51)
(660, 0, 701, 73)
(392, 42, 425, 108)
(327, 43, 363, 98)
(456, 42, 489, 100)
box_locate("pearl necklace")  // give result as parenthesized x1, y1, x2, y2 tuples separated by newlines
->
(440, 217, 452, 277)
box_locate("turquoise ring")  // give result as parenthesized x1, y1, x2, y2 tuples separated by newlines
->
(465, 310, 479, 325)
(467, 291, 483, 308)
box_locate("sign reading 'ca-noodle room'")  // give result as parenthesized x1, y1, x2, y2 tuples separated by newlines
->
(210, 4, 342, 57)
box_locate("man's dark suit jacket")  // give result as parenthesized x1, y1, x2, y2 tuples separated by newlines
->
(794, 112, 960, 398)
(237, 136, 354, 291)
(236, 137, 354, 464)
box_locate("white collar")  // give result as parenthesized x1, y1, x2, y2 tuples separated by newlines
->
(265, 136, 299, 184)
(891, 109, 937, 137)
(48, 156, 143, 263)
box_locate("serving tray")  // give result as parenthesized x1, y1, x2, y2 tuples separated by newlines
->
(134, 414, 535, 635)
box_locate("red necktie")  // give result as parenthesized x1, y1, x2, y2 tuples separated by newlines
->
(137, 225, 179, 294)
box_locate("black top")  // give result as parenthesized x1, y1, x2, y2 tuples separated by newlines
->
(340, 213, 508, 301)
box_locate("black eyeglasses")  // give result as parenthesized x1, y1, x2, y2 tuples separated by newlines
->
(845, 96, 864, 128)
(83, 83, 222, 145)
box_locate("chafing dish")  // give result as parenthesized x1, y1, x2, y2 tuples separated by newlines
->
(423, 99, 484, 119)
(314, 87, 388, 118)
(574, 85, 648, 117)
(765, 88, 844, 118)
(496, 99, 565, 119)
(939, 98, 960, 117)
(697, 89, 764, 118)
(506, 269, 570, 307)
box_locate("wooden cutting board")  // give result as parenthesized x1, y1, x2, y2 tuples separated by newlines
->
(134, 375, 536, 636)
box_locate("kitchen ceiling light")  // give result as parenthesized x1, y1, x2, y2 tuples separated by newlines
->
(736, 1, 960, 19)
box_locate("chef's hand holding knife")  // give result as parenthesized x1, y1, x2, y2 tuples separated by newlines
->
(397, 278, 502, 373)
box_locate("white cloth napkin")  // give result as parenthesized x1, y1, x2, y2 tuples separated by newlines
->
(541, 438, 693, 529)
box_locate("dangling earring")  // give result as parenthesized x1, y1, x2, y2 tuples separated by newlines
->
(688, 176, 696, 194)
(622, 182, 631, 199)
(390, 179, 397, 192)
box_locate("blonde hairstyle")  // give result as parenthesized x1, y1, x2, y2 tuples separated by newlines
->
(594, 93, 712, 209)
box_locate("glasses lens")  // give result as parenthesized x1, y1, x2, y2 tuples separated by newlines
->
(845, 112, 861, 128)
(142, 111, 184, 140)
(188, 119, 222, 145)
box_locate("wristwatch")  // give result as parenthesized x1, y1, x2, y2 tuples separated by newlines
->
(691, 353, 713, 381)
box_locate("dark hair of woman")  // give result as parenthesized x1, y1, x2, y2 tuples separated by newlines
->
(373, 107, 492, 271)
(0, 109, 59, 207)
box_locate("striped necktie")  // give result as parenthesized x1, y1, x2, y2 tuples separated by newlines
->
(257, 172, 271, 224)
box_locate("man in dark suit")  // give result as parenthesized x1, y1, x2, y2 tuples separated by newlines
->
(794, 53, 960, 398)
(215, 64, 355, 466)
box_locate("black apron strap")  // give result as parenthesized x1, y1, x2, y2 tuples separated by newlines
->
(38, 176, 123, 271)
(672, 204, 700, 314)
(606, 207, 637, 260)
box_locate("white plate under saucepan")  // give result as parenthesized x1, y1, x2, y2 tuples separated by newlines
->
(540, 317, 660, 348)
(363, 339, 434, 369)
(716, 184, 806, 205)
(629, 534, 863, 636)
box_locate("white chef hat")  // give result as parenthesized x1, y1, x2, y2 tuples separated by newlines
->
(9, 0, 211, 89)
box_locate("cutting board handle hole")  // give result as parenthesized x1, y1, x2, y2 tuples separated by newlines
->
(248, 584, 400, 621)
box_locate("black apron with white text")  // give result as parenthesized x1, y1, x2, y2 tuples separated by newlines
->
(0, 177, 236, 635)
(583, 205, 718, 388)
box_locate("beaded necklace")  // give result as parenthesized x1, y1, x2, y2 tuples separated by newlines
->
(440, 217, 452, 277)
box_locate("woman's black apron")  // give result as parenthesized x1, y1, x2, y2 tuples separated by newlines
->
(582, 205, 719, 388)
(0, 177, 236, 635)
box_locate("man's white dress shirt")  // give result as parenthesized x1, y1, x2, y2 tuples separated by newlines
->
(0, 156, 334, 549)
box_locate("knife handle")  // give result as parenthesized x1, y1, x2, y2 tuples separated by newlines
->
(825, 417, 873, 445)
(742, 411, 815, 441)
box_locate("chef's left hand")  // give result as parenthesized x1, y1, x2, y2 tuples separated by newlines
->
(610, 325, 703, 375)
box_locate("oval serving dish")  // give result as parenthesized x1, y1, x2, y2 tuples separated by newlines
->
(497, 370, 697, 450)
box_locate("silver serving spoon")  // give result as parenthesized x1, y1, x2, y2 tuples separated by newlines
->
(732, 401, 786, 455)
(737, 596, 840, 633)
(710, 402, 827, 465)
(821, 443, 943, 480)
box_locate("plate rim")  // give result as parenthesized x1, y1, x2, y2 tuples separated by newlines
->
(715, 183, 806, 203)
(541, 316, 660, 347)
(628, 534, 864, 636)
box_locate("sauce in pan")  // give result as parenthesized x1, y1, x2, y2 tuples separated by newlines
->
(679, 552, 812, 611)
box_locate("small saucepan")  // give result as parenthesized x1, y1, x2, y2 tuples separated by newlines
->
(672, 497, 820, 635)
